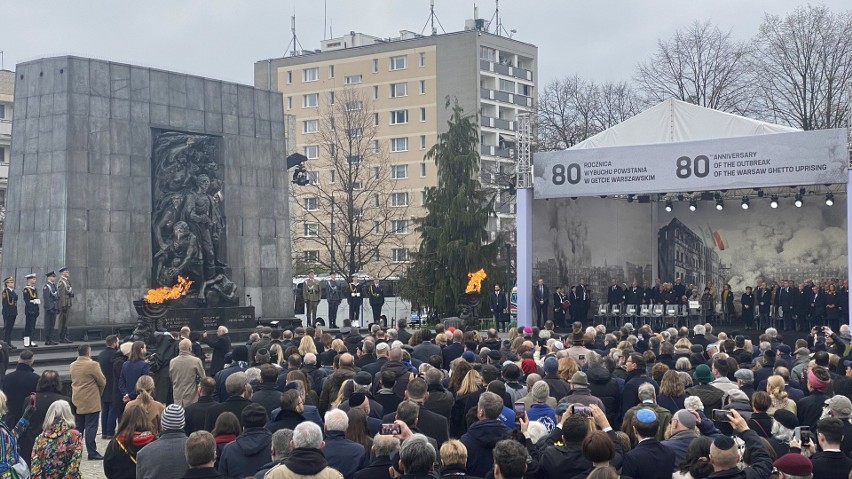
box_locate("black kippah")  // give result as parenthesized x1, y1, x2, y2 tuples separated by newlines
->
(713, 435, 736, 450)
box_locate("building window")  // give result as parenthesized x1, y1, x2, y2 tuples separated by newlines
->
(521, 84, 532, 96)
(348, 155, 362, 165)
(0, 147, 5, 163)
(390, 55, 407, 71)
(391, 164, 408, 179)
(390, 82, 408, 98)
(373, 247, 380, 261)
(419, 52, 426, 67)
(420, 161, 426, 176)
(304, 223, 319, 237)
(329, 170, 335, 183)
(304, 197, 319, 211)
(392, 220, 409, 235)
(419, 108, 426, 122)
(303, 67, 319, 82)
(372, 59, 379, 73)
(373, 166, 380, 180)
(373, 140, 380, 153)
(373, 85, 379, 100)
(353, 181, 363, 190)
(499, 79, 516, 93)
(287, 71, 292, 83)
(390, 138, 408, 152)
(373, 113, 379, 126)
(304, 250, 320, 264)
(420, 136, 427, 150)
(390, 110, 408, 125)
(328, 65, 335, 78)
(328, 91, 335, 105)
(345, 74, 362, 84)
(287, 97, 292, 109)
(304, 145, 319, 159)
(419, 80, 426, 95)
(0, 104, 5, 119)
(307, 171, 319, 185)
(303, 120, 319, 134)
(346, 128, 363, 139)
(303, 94, 319, 108)
(392, 248, 410, 263)
(421, 190, 427, 205)
(345, 101, 363, 111)
(373, 194, 380, 207)
(391, 192, 409, 207)
(480, 46, 496, 62)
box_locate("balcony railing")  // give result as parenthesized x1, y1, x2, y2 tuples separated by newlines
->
(0, 121, 11, 137)
(481, 116, 516, 131)
(480, 145, 513, 158)
(480, 60, 534, 81)
(480, 88, 531, 108)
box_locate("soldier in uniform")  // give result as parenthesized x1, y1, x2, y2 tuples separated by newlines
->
(2, 277, 18, 346)
(325, 273, 343, 328)
(43, 272, 59, 345)
(303, 270, 322, 327)
(367, 278, 385, 326)
(22, 273, 40, 348)
(57, 267, 74, 343)
(348, 275, 363, 326)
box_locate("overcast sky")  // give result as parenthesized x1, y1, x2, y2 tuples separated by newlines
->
(1, 1, 849, 88)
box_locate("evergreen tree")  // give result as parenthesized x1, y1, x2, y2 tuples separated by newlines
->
(402, 102, 500, 318)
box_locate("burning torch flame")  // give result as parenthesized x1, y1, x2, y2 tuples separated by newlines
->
(144, 276, 193, 304)
(465, 269, 487, 294)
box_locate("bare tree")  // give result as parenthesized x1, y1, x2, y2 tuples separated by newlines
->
(635, 20, 753, 113)
(292, 87, 408, 277)
(537, 77, 642, 150)
(752, 5, 852, 130)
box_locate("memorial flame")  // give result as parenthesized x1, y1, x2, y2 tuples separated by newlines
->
(465, 269, 487, 294)
(144, 276, 193, 304)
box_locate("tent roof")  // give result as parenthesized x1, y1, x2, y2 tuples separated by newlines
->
(570, 98, 798, 150)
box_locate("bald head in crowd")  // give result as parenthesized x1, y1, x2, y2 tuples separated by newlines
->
(339, 353, 355, 368)
(179, 338, 192, 352)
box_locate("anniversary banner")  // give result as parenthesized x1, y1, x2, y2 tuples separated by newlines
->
(533, 128, 849, 199)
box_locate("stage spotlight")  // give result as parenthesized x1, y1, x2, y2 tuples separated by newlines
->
(794, 193, 803, 207)
(741, 197, 750, 210)
(757, 189, 765, 198)
(627, 194, 634, 203)
(825, 193, 834, 206)
(665, 199, 673, 212)
(715, 198, 724, 211)
(677, 194, 684, 201)
(770, 196, 779, 208)
(689, 199, 697, 211)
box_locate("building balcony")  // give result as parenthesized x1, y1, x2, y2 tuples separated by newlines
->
(480, 88, 531, 108)
(480, 144, 513, 158)
(481, 115, 515, 131)
(0, 121, 10, 137)
(479, 60, 534, 81)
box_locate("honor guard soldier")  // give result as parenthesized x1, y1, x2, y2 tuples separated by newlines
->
(57, 267, 73, 343)
(2, 277, 18, 347)
(325, 273, 343, 328)
(303, 270, 322, 327)
(368, 278, 385, 326)
(348, 275, 363, 326)
(22, 274, 40, 347)
(43, 272, 59, 345)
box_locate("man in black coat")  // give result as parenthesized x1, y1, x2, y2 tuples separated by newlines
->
(97, 335, 119, 438)
(539, 406, 622, 479)
(367, 279, 385, 326)
(625, 281, 643, 310)
(381, 378, 448, 447)
(205, 371, 255, 431)
(673, 278, 687, 305)
(201, 326, 231, 375)
(348, 275, 364, 325)
(794, 283, 813, 332)
(185, 378, 218, 435)
(18, 371, 70, 463)
(808, 417, 852, 479)
(3, 349, 38, 427)
(619, 353, 658, 423)
(1, 277, 18, 347)
(353, 434, 396, 479)
(533, 279, 549, 328)
(607, 279, 624, 311)
(777, 280, 796, 331)
(490, 284, 509, 333)
(621, 409, 675, 479)
(441, 330, 464, 370)
(252, 365, 283, 418)
(756, 282, 771, 330)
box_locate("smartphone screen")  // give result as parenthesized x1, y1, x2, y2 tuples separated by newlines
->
(513, 402, 525, 417)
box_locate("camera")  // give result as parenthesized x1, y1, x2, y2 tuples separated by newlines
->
(573, 405, 591, 417)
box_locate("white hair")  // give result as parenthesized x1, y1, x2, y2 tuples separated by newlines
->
(387, 329, 398, 340)
(304, 353, 317, 365)
(527, 421, 549, 444)
(771, 420, 794, 443)
(693, 324, 706, 335)
(704, 323, 713, 334)
(684, 396, 704, 411)
(324, 409, 349, 432)
(245, 367, 261, 385)
(585, 327, 596, 337)
(218, 325, 229, 334)
(293, 421, 324, 448)
(43, 399, 75, 431)
(840, 324, 850, 335)
(391, 340, 403, 349)
(765, 327, 778, 338)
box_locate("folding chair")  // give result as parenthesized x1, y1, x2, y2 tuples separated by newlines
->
(610, 304, 622, 329)
(665, 305, 679, 328)
(639, 305, 651, 326)
(625, 305, 638, 328)
(651, 304, 664, 329)
(678, 305, 690, 328)
(596, 304, 608, 325)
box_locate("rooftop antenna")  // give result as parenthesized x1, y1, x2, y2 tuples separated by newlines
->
(285, 14, 305, 56)
(421, 0, 446, 36)
(488, 0, 511, 36)
(0, 51, 4, 70)
(323, 0, 327, 40)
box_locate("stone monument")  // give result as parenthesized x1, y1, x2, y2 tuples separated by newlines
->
(1, 56, 294, 332)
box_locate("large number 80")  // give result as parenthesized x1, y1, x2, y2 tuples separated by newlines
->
(675, 155, 710, 179)
(552, 163, 581, 185)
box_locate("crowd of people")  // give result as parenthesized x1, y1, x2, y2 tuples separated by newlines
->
(0, 317, 850, 479)
(532, 277, 850, 333)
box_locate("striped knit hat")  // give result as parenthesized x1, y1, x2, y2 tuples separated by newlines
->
(161, 404, 185, 431)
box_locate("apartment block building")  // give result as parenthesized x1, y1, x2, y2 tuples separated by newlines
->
(0, 70, 13, 256)
(255, 26, 537, 277)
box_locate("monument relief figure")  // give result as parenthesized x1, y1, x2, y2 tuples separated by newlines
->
(151, 130, 235, 304)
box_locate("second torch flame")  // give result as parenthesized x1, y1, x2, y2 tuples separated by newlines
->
(465, 269, 487, 294)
